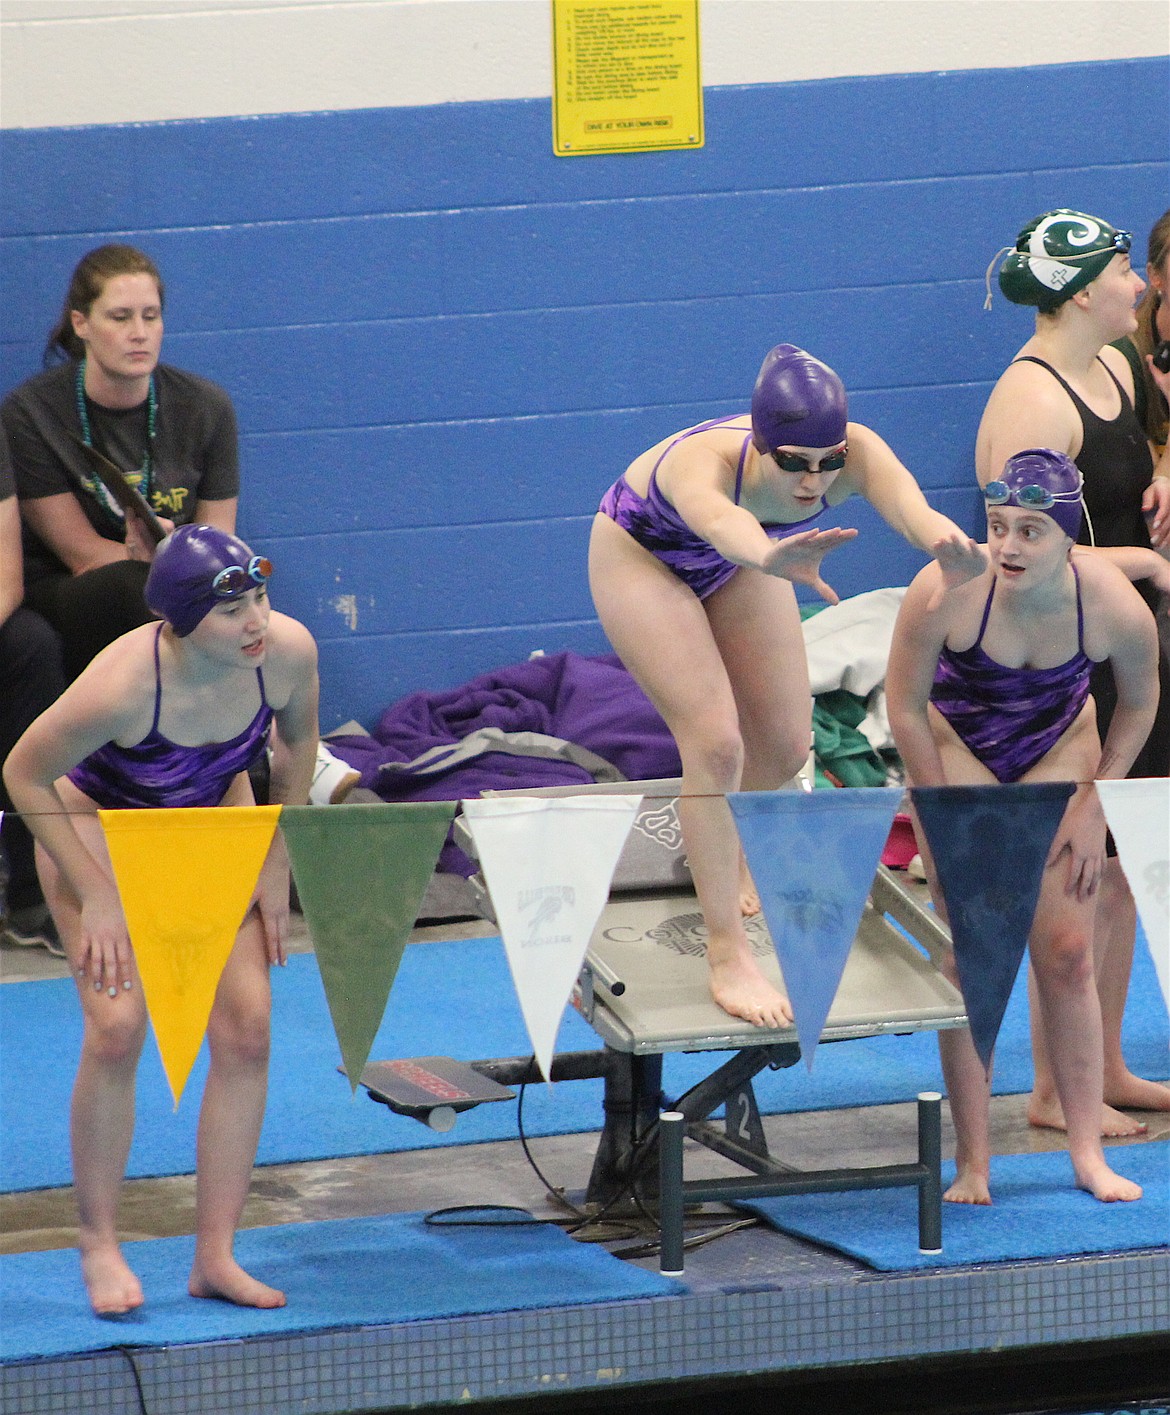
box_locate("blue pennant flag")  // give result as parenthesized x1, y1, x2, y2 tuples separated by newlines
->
(910, 782, 1075, 1070)
(728, 787, 901, 1068)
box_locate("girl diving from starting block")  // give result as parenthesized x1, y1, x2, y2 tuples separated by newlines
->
(588, 344, 985, 1029)
(3, 525, 319, 1315)
(886, 448, 1164, 1204)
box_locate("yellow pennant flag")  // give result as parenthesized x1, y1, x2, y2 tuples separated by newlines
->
(100, 806, 281, 1107)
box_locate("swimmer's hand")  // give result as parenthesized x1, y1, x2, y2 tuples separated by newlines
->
(930, 533, 988, 598)
(759, 527, 858, 604)
(1047, 788, 1106, 902)
(78, 881, 134, 997)
(253, 837, 291, 966)
(924, 533, 988, 612)
(1141, 472, 1170, 551)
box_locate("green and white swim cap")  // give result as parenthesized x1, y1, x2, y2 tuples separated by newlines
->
(997, 209, 1131, 312)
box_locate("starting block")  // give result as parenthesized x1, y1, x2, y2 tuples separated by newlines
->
(361, 782, 965, 1261)
(359, 1056, 516, 1133)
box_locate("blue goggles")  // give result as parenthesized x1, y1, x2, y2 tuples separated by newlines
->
(983, 482, 1081, 511)
(212, 555, 272, 599)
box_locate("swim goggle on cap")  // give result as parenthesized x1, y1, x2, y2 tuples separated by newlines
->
(982, 448, 1084, 540)
(988, 209, 1131, 312)
(751, 344, 848, 459)
(145, 524, 272, 637)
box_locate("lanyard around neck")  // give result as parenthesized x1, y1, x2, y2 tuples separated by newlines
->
(74, 358, 158, 523)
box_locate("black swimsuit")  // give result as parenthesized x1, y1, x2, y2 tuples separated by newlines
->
(1011, 355, 1168, 781)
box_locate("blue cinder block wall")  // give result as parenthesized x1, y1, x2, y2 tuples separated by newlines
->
(1, 59, 1166, 730)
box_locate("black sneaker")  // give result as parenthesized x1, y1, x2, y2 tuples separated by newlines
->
(1, 905, 66, 958)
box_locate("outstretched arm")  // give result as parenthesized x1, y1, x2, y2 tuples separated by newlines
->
(663, 440, 860, 601)
(666, 443, 806, 570)
(840, 425, 987, 591)
(756, 526, 859, 604)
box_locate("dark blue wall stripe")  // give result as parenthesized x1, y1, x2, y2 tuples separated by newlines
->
(1, 59, 1165, 728)
(2, 62, 1164, 235)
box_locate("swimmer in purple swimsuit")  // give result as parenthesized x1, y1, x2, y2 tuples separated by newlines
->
(979, 207, 1170, 1136)
(3, 524, 319, 1317)
(589, 344, 985, 1030)
(887, 448, 1163, 1206)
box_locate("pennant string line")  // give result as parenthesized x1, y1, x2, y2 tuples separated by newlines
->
(0, 776, 1135, 819)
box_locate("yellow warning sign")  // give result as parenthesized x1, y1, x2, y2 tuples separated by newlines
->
(552, 1, 704, 157)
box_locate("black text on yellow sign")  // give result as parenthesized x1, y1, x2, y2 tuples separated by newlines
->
(552, 1, 704, 157)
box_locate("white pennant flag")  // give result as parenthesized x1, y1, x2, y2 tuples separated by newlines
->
(1096, 779, 1169, 1012)
(462, 795, 641, 1081)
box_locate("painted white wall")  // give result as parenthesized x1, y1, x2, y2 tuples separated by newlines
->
(1, 0, 1166, 129)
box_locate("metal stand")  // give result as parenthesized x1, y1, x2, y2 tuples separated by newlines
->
(657, 1091, 944, 1272)
(359, 847, 960, 1256)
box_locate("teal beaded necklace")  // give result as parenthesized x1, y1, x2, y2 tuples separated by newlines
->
(74, 357, 158, 524)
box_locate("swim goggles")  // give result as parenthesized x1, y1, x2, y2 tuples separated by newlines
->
(771, 446, 848, 474)
(982, 482, 1081, 511)
(1077, 227, 1132, 256)
(212, 555, 273, 598)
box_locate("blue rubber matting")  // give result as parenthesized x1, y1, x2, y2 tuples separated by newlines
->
(0, 1208, 684, 1363)
(2, 932, 1165, 1191)
(741, 1139, 1169, 1270)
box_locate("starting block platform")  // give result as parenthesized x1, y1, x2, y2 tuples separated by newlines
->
(573, 867, 963, 1054)
(362, 784, 966, 1263)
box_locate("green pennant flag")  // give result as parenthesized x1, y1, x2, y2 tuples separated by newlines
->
(279, 802, 456, 1092)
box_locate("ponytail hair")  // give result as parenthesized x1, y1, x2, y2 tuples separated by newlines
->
(1130, 209, 1170, 445)
(43, 244, 164, 366)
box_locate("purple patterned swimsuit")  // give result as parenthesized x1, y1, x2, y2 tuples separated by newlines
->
(68, 626, 273, 809)
(599, 417, 827, 600)
(929, 567, 1093, 783)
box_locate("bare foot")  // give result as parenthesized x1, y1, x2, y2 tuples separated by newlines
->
(1028, 1092, 1148, 1138)
(1073, 1157, 1143, 1203)
(1104, 1072, 1170, 1113)
(708, 950, 793, 1029)
(189, 1259, 286, 1309)
(944, 1168, 991, 1205)
(80, 1244, 145, 1316)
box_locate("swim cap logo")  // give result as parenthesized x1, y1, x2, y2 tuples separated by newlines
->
(1025, 213, 1102, 292)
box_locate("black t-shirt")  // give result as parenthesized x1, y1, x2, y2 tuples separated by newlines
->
(1, 361, 240, 586)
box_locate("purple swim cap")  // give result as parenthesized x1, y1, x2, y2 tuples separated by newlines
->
(751, 345, 848, 454)
(145, 524, 269, 637)
(984, 448, 1084, 540)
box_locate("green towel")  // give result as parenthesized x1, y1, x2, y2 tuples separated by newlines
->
(812, 689, 890, 789)
(799, 601, 895, 787)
